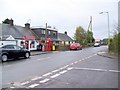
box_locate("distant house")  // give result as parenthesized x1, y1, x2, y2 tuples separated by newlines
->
(0, 20, 40, 50)
(58, 32, 75, 45)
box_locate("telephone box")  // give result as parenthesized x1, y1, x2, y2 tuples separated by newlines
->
(46, 38, 53, 51)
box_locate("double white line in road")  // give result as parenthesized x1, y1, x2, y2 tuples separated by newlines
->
(10, 54, 98, 88)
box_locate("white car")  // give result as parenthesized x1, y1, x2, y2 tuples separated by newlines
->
(94, 43, 100, 47)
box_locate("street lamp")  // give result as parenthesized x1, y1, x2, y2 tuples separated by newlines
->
(99, 12, 110, 45)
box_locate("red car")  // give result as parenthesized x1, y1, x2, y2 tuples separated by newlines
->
(69, 43, 82, 50)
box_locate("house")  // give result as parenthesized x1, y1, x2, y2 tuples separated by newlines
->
(31, 26, 59, 45)
(0, 20, 40, 51)
(0, 35, 16, 46)
(58, 32, 75, 46)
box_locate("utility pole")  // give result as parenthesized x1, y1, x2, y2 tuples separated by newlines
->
(45, 23, 47, 51)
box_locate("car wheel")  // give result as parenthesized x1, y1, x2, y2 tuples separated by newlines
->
(25, 52, 30, 58)
(2, 54, 8, 62)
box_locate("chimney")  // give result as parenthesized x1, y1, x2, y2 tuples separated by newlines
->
(25, 23, 30, 29)
(9, 19, 14, 26)
(65, 31, 67, 35)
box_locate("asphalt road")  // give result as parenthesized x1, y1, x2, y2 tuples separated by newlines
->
(0, 46, 119, 88)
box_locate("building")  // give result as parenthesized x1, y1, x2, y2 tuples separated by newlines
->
(31, 26, 58, 45)
(0, 20, 40, 51)
(58, 32, 75, 45)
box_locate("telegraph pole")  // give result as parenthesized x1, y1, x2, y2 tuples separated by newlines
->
(45, 23, 47, 51)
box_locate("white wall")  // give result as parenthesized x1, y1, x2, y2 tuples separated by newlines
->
(0, 41, 16, 47)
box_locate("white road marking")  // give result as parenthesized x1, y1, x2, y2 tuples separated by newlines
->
(74, 61, 78, 64)
(10, 87, 15, 88)
(59, 70, 67, 74)
(28, 83, 39, 88)
(31, 76, 42, 81)
(67, 67, 73, 71)
(79, 60, 82, 62)
(70, 63, 74, 65)
(21, 81, 30, 85)
(109, 70, 120, 73)
(52, 69, 59, 73)
(39, 79, 50, 83)
(37, 57, 51, 61)
(73, 67, 120, 72)
(50, 74, 60, 78)
(42, 72, 52, 77)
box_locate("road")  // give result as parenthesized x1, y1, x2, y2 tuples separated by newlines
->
(0, 46, 119, 88)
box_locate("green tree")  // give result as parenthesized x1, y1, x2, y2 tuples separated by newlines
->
(74, 26, 87, 45)
(2, 18, 13, 24)
(86, 30, 95, 45)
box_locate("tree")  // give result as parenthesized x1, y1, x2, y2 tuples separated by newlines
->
(2, 18, 13, 24)
(86, 30, 95, 44)
(74, 26, 87, 45)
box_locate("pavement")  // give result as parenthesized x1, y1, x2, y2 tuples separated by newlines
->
(30, 50, 60, 56)
(97, 50, 118, 59)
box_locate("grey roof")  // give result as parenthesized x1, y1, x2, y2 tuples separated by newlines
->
(0, 23, 39, 39)
(58, 33, 74, 42)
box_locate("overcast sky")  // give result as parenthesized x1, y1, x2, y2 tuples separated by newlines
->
(0, 0, 119, 39)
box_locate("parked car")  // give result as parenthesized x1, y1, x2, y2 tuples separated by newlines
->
(94, 42, 100, 47)
(0, 45, 31, 62)
(70, 43, 82, 50)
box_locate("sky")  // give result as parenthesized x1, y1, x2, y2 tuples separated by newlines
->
(0, 0, 119, 39)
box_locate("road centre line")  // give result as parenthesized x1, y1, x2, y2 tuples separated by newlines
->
(28, 83, 39, 88)
(42, 72, 52, 77)
(39, 78, 50, 83)
(52, 69, 60, 73)
(59, 70, 67, 74)
(31, 76, 42, 81)
(50, 73, 60, 78)
(20, 81, 30, 85)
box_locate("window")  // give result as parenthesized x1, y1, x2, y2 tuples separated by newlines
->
(14, 45, 21, 50)
(41, 30, 45, 34)
(2, 45, 14, 49)
(53, 32, 56, 36)
(48, 31, 51, 35)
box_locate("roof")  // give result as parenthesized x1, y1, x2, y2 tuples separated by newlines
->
(0, 23, 39, 40)
(58, 33, 74, 42)
(1, 35, 15, 40)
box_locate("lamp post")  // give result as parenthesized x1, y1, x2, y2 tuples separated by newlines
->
(99, 12, 110, 45)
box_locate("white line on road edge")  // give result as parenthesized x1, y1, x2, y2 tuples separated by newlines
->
(50, 74, 60, 78)
(37, 57, 51, 61)
(39, 79, 50, 83)
(59, 70, 67, 74)
(109, 70, 120, 73)
(72, 67, 120, 72)
(31, 76, 42, 81)
(21, 81, 30, 85)
(42, 72, 52, 77)
(73, 67, 108, 72)
(28, 83, 39, 88)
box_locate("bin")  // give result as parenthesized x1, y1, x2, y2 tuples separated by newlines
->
(52, 45, 55, 51)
